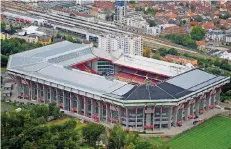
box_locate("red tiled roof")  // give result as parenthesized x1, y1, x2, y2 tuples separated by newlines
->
(196, 40, 206, 46)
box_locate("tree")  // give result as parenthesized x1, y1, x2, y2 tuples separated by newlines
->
(82, 123, 105, 147)
(1, 22, 6, 32)
(134, 141, 153, 149)
(190, 26, 206, 41)
(67, 35, 74, 42)
(56, 33, 62, 38)
(143, 48, 151, 57)
(48, 103, 61, 119)
(149, 20, 157, 27)
(152, 53, 161, 60)
(1, 55, 9, 67)
(130, 0, 136, 4)
(194, 15, 203, 22)
(22, 141, 34, 149)
(108, 124, 126, 149)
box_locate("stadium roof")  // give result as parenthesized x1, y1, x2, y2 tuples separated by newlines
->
(7, 41, 229, 102)
(120, 69, 229, 101)
(113, 55, 193, 77)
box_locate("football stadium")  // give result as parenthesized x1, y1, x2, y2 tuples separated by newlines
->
(7, 41, 230, 131)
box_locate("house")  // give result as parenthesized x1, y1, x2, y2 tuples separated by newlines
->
(206, 30, 225, 41)
(196, 40, 206, 50)
(164, 54, 198, 66)
(3, 83, 12, 91)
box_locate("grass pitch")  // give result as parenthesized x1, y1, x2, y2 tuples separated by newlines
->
(168, 116, 231, 149)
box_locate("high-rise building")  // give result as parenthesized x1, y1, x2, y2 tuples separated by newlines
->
(114, 0, 127, 23)
(98, 34, 143, 56)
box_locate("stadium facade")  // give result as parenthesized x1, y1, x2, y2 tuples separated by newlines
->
(7, 41, 229, 131)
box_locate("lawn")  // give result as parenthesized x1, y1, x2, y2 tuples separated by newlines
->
(168, 116, 231, 149)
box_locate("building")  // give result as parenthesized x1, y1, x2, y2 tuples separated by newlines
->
(161, 26, 188, 35)
(164, 54, 198, 66)
(114, 0, 127, 23)
(7, 41, 229, 131)
(98, 34, 143, 56)
(76, 0, 94, 5)
(1, 11, 47, 26)
(206, 30, 225, 41)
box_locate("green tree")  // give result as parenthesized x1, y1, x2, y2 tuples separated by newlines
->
(149, 20, 157, 27)
(190, 26, 206, 41)
(1, 22, 6, 32)
(134, 141, 153, 149)
(22, 141, 34, 149)
(108, 124, 126, 149)
(194, 15, 203, 22)
(82, 123, 105, 148)
(67, 35, 74, 42)
(56, 33, 62, 38)
(48, 103, 61, 119)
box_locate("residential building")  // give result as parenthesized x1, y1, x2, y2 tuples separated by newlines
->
(164, 54, 198, 66)
(76, 0, 94, 6)
(114, 0, 127, 23)
(206, 30, 225, 41)
(98, 34, 143, 56)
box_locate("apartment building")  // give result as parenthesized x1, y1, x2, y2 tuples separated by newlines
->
(98, 34, 143, 56)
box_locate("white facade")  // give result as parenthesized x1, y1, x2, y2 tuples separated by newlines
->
(114, 6, 127, 23)
(98, 34, 143, 56)
(226, 35, 231, 43)
(206, 30, 225, 41)
(146, 26, 161, 36)
(76, 0, 94, 5)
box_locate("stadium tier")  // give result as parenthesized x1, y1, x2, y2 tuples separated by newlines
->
(7, 41, 230, 131)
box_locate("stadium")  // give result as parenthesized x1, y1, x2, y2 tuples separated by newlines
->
(7, 41, 230, 131)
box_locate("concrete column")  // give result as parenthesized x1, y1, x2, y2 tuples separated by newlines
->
(206, 96, 211, 110)
(49, 87, 52, 103)
(55, 88, 58, 104)
(143, 107, 145, 130)
(84, 97, 88, 116)
(91, 99, 94, 118)
(86, 34, 89, 40)
(173, 106, 178, 127)
(185, 102, 190, 121)
(62, 90, 65, 109)
(160, 107, 162, 130)
(126, 107, 128, 128)
(29, 80, 32, 101)
(15, 77, 21, 97)
(118, 106, 122, 124)
(135, 107, 138, 129)
(77, 95, 81, 114)
(70, 93, 72, 112)
(37, 83, 39, 103)
(98, 102, 101, 121)
(168, 107, 172, 129)
(106, 103, 110, 122)
(43, 85, 47, 104)
(195, 100, 200, 116)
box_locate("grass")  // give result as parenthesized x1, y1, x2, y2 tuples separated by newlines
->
(168, 116, 231, 149)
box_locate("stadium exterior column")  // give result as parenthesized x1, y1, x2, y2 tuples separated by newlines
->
(55, 88, 59, 105)
(15, 77, 21, 97)
(44, 85, 47, 104)
(185, 102, 190, 121)
(118, 106, 122, 124)
(70, 93, 72, 112)
(37, 83, 39, 103)
(126, 107, 129, 128)
(173, 106, 179, 127)
(168, 106, 172, 129)
(29, 80, 32, 101)
(49, 87, 52, 103)
(217, 88, 221, 105)
(62, 90, 65, 109)
(84, 96, 87, 116)
(143, 107, 145, 130)
(106, 103, 110, 122)
(195, 99, 200, 116)
(76, 95, 81, 114)
(91, 99, 94, 118)
(98, 101, 101, 121)
(206, 95, 211, 110)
